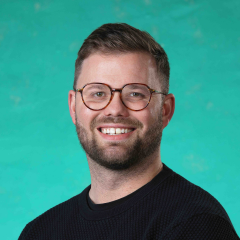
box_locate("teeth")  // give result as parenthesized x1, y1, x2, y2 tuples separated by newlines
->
(100, 128, 134, 135)
(116, 128, 121, 134)
(110, 128, 115, 134)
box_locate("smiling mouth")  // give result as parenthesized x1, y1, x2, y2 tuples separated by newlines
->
(98, 127, 135, 135)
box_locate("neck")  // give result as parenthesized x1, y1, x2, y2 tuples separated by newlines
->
(88, 151, 162, 204)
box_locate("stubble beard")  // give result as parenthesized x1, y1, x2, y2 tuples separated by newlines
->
(75, 113, 163, 171)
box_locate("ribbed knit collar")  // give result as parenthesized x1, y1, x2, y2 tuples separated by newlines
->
(78, 163, 174, 221)
(87, 183, 142, 211)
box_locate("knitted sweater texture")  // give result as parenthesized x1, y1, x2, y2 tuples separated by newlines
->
(19, 164, 239, 240)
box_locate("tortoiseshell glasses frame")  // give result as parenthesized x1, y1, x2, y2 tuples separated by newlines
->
(74, 82, 167, 111)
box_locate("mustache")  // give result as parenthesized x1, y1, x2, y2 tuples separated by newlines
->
(90, 116, 143, 130)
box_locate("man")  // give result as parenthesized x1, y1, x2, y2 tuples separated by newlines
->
(19, 23, 239, 239)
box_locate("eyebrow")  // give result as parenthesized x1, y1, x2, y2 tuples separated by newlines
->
(126, 84, 147, 90)
(85, 84, 107, 90)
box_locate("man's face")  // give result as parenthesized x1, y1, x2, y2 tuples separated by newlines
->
(69, 52, 165, 171)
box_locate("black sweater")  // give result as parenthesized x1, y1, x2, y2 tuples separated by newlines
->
(19, 164, 239, 239)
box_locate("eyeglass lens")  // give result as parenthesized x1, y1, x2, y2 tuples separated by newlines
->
(82, 83, 151, 110)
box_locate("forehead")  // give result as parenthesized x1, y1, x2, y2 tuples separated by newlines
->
(77, 52, 160, 88)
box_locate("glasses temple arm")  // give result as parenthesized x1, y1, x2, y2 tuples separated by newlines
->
(75, 88, 83, 92)
(150, 89, 167, 95)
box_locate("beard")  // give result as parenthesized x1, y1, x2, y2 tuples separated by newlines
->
(75, 113, 163, 171)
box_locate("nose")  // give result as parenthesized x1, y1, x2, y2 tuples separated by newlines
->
(103, 91, 130, 117)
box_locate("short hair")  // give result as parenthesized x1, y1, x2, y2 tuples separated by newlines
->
(74, 23, 170, 94)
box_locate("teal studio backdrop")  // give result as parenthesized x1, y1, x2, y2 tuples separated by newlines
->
(0, 0, 239, 239)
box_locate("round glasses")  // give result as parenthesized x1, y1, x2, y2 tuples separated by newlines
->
(75, 83, 167, 111)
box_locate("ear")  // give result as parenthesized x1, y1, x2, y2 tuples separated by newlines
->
(68, 90, 76, 125)
(162, 93, 175, 129)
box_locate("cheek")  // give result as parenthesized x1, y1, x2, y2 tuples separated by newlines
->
(149, 98, 162, 118)
(141, 105, 162, 129)
(132, 110, 153, 132)
(76, 104, 98, 129)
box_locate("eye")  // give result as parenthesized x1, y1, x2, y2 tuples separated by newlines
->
(93, 92, 105, 97)
(130, 92, 144, 97)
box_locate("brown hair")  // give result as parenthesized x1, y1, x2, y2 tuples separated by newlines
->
(74, 23, 170, 93)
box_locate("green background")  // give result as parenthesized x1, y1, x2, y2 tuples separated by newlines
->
(0, 0, 239, 238)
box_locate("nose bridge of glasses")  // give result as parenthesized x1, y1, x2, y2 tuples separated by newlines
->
(111, 88, 122, 93)
(108, 88, 125, 107)
(110, 88, 122, 100)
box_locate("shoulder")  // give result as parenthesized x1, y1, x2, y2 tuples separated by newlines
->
(156, 167, 239, 239)
(163, 213, 239, 239)
(18, 188, 87, 240)
(160, 169, 230, 219)
(152, 166, 235, 231)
